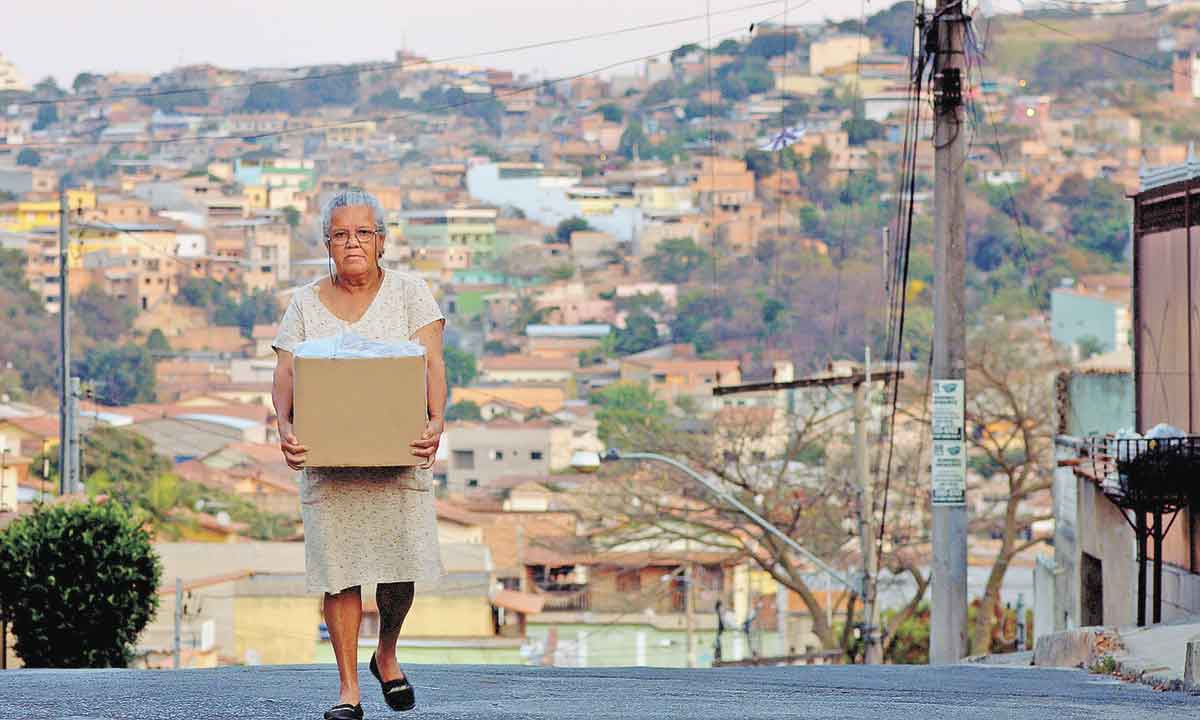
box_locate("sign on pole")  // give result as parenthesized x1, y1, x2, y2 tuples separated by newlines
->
(930, 379, 966, 506)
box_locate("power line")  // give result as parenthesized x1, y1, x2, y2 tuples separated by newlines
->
(874, 1, 929, 556)
(17, 6, 790, 151)
(1008, 4, 1185, 80)
(19, 0, 789, 109)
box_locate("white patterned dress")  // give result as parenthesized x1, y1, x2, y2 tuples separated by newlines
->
(272, 269, 445, 593)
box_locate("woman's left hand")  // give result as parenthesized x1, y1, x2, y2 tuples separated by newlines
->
(411, 417, 445, 464)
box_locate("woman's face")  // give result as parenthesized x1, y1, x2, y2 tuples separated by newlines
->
(327, 205, 380, 276)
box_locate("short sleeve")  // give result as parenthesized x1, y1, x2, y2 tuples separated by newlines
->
(405, 275, 444, 338)
(272, 294, 306, 353)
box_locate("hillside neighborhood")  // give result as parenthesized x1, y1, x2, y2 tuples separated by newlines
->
(1, 0, 1200, 679)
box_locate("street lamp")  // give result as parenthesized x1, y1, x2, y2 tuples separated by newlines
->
(569, 449, 859, 598)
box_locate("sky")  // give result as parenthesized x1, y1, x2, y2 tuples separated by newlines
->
(6, 0, 880, 88)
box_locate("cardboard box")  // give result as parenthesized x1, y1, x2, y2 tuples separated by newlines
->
(294, 356, 427, 467)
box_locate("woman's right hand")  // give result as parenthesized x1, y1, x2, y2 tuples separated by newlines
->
(279, 423, 308, 470)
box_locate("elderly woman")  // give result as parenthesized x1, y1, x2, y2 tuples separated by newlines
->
(271, 189, 447, 720)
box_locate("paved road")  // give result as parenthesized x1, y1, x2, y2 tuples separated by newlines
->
(0, 663, 1196, 719)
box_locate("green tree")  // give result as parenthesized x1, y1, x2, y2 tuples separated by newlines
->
(643, 237, 710, 283)
(177, 276, 223, 307)
(282, 205, 301, 230)
(445, 400, 483, 422)
(0, 501, 161, 668)
(590, 381, 669, 449)
(214, 289, 280, 338)
(368, 88, 417, 110)
(73, 285, 136, 345)
(618, 120, 650, 160)
(1076, 334, 1105, 360)
(713, 38, 742, 55)
(0, 249, 57, 392)
(596, 103, 624, 123)
(17, 148, 41, 166)
(33, 76, 63, 97)
(613, 313, 660, 355)
(556, 216, 592, 243)
(671, 43, 701, 62)
(802, 145, 832, 203)
(1065, 177, 1128, 261)
(72, 72, 99, 94)
(743, 148, 775, 179)
(746, 32, 795, 58)
(240, 84, 300, 113)
(759, 294, 787, 341)
(75, 343, 157, 406)
(670, 290, 716, 355)
(145, 328, 171, 354)
(33, 103, 58, 131)
(444, 345, 478, 387)
(642, 79, 676, 107)
(842, 115, 884, 146)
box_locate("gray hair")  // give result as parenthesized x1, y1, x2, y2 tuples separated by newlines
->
(320, 189, 387, 246)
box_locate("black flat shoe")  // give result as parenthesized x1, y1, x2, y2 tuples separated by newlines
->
(323, 703, 363, 720)
(370, 652, 416, 712)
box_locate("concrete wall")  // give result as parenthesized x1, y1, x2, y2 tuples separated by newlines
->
(1062, 372, 1135, 438)
(1050, 441, 1137, 632)
(1077, 477, 1138, 627)
(402, 595, 494, 638)
(234, 593, 320, 665)
(1050, 290, 1123, 355)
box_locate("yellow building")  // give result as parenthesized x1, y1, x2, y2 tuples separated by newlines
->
(4, 189, 96, 232)
(324, 121, 377, 147)
(774, 73, 830, 96)
(243, 185, 269, 210)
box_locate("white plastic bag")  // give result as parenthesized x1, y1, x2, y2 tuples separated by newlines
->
(294, 331, 426, 360)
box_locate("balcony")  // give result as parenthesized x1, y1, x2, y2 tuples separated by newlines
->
(536, 587, 590, 612)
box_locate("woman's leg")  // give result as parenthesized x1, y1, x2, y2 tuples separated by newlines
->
(375, 581, 415, 680)
(324, 586, 363, 706)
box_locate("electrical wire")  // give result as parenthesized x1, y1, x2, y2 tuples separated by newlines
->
(1008, 2, 1186, 80)
(874, 1, 929, 555)
(16, 6, 790, 150)
(18, 0, 790, 109)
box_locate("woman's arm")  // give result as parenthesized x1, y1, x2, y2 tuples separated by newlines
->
(410, 320, 447, 462)
(272, 348, 307, 470)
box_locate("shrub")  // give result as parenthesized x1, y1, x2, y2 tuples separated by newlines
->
(0, 501, 161, 667)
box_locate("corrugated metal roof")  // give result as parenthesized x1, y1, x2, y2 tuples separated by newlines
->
(1140, 145, 1200, 192)
(525, 323, 611, 338)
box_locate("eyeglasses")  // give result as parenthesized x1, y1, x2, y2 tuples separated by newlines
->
(329, 228, 379, 246)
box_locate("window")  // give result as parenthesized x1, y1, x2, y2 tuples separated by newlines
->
(531, 451, 544, 461)
(652, 373, 667, 383)
(452, 450, 475, 470)
(490, 450, 504, 461)
(466, 478, 479, 488)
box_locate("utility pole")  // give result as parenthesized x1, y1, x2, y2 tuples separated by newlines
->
(930, 0, 969, 664)
(72, 376, 83, 493)
(57, 187, 73, 497)
(684, 561, 696, 668)
(0, 448, 8, 513)
(174, 577, 183, 670)
(854, 348, 883, 664)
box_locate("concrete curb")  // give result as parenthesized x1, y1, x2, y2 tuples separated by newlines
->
(1029, 626, 1195, 692)
(1031, 626, 1124, 670)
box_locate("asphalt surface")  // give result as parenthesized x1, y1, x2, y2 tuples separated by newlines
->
(0, 663, 1196, 720)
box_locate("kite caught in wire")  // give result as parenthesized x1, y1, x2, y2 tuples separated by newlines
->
(758, 124, 806, 152)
